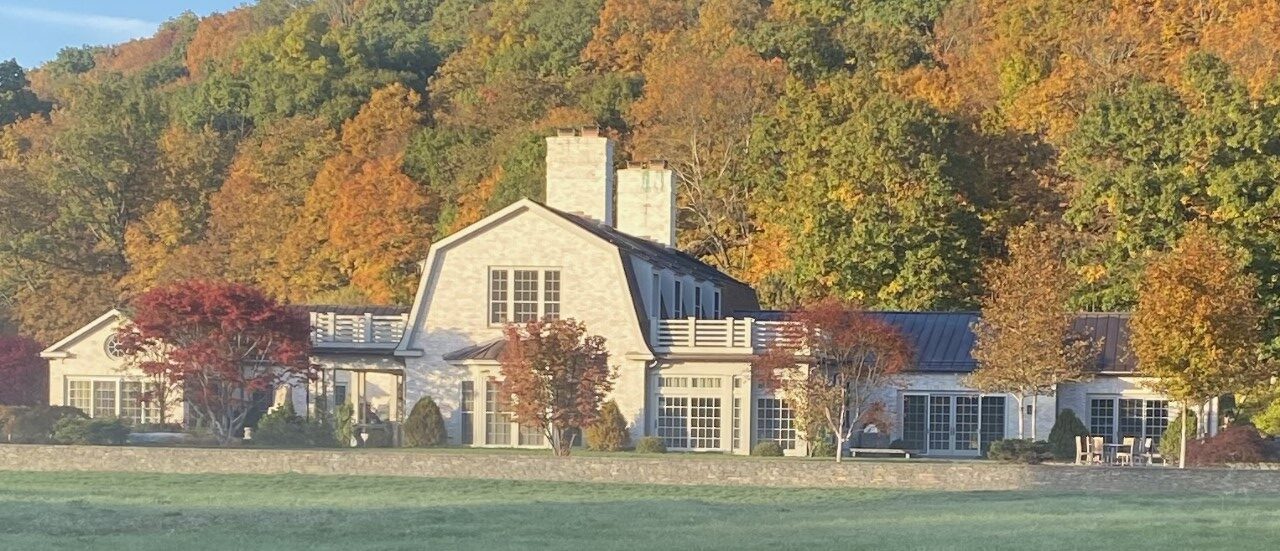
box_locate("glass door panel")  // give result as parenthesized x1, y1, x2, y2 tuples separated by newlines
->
(954, 396, 980, 451)
(928, 396, 952, 451)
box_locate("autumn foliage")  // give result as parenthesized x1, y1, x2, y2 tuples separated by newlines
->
(499, 319, 613, 456)
(115, 280, 316, 444)
(753, 299, 913, 461)
(0, 335, 47, 406)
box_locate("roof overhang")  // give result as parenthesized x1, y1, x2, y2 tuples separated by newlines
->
(40, 309, 123, 359)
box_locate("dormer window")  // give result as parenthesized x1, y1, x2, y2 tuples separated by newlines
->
(694, 287, 703, 319)
(673, 280, 684, 319)
(712, 290, 722, 319)
(490, 268, 561, 325)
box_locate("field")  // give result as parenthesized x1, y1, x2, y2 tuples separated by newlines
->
(0, 471, 1277, 550)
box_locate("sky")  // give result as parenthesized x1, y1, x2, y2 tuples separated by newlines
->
(0, 1, 247, 68)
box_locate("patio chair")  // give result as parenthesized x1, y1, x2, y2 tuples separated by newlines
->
(1115, 436, 1136, 466)
(1143, 437, 1164, 465)
(1074, 435, 1090, 465)
(1089, 436, 1105, 464)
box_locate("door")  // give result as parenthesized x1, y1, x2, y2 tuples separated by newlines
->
(904, 394, 1007, 456)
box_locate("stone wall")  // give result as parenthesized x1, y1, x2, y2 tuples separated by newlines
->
(3, 445, 1279, 493)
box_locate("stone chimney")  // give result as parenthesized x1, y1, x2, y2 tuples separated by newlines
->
(545, 127, 614, 225)
(616, 160, 676, 247)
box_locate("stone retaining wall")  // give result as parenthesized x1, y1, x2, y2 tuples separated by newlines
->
(2, 444, 1278, 493)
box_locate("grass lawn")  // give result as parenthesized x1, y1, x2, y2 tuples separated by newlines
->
(1, 471, 1276, 550)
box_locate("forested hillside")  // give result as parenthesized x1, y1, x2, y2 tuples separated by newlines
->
(4, 0, 1280, 344)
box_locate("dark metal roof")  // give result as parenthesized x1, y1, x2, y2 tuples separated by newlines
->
(741, 310, 1135, 374)
(443, 339, 507, 362)
(297, 304, 410, 316)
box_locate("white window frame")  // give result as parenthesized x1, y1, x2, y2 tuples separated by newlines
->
(673, 280, 685, 319)
(64, 376, 159, 424)
(488, 267, 562, 326)
(1087, 395, 1170, 445)
(653, 373, 726, 451)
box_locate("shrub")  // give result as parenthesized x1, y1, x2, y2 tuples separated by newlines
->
(361, 425, 393, 447)
(254, 401, 338, 448)
(1047, 409, 1089, 460)
(1186, 425, 1267, 466)
(810, 439, 837, 457)
(1160, 410, 1198, 463)
(635, 436, 666, 453)
(584, 400, 629, 452)
(404, 397, 448, 447)
(2, 405, 87, 443)
(52, 417, 130, 445)
(335, 402, 354, 447)
(1251, 396, 1280, 437)
(987, 439, 1053, 464)
(752, 441, 785, 457)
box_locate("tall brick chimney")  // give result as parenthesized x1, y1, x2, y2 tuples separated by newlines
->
(544, 127, 614, 225)
(615, 160, 676, 247)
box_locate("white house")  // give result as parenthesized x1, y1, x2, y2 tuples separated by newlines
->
(42, 126, 1208, 455)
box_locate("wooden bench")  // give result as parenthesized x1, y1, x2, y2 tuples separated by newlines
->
(847, 448, 913, 459)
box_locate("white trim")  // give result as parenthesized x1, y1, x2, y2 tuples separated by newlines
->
(40, 309, 123, 358)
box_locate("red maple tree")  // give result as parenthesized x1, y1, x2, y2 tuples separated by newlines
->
(499, 319, 613, 456)
(115, 280, 316, 444)
(0, 335, 48, 406)
(753, 298, 914, 461)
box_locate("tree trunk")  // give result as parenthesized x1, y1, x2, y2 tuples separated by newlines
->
(835, 434, 844, 463)
(1014, 395, 1025, 439)
(1030, 395, 1038, 441)
(1180, 400, 1189, 469)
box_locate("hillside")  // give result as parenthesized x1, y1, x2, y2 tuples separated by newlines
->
(3, 0, 1280, 342)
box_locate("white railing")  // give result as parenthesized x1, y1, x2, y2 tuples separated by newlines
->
(310, 312, 409, 348)
(652, 318, 800, 354)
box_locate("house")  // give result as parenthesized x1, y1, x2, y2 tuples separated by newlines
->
(42, 126, 1209, 455)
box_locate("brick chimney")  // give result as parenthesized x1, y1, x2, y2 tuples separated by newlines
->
(616, 160, 676, 247)
(544, 127, 614, 225)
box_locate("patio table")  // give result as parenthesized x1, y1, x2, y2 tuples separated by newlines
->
(1102, 443, 1127, 465)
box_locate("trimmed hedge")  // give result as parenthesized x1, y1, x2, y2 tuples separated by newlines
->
(987, 439, 1053, 464)
(635, 436, 667, 454)
(254, 401, 338, 448)
(51, 417, 130, 445)
(584, 400, 629, 452)
(1047, 409, 1089, 460)
(1, 405, 87, 443)
(751, 441, 785, 457)
(404, 397, 448, 447)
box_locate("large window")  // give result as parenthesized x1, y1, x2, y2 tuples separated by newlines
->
(484, 382, 510, 445)
(902, 393, 1006, 455)
(489, 268, 561, 325)
(755, 398, 796, 450)
(656, 396, 722, 450)
(65, 377, 158, 425)
(460, 381, 474, 445)
(656, 396, 689, 448)
(688, 398, 722, 449)
(1089, 397, 1169, 444)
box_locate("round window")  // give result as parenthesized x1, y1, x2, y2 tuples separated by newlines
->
(104, 334, 125, 359)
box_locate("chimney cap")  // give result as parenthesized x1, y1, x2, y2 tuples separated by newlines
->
(556, 127, 577, 137)
(579, 126, 602, 137)
(646, 159, 669, 170)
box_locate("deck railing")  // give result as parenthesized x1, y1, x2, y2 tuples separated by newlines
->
(652, 317, 800, 354)
(310, 312, 409, 349)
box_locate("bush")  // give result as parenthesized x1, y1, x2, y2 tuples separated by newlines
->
(752, 441, 785, 457)
(1047, 409, 1089, 460)
(52, 417, 130, 445)
(1251, 396, 1280, 437)
(254, 401, 338, 448)
(635, 436, 666, 453)
(1186, 425, 1268, 466)
(987, 439, 1053, 464)
(1160, 410, 1198, 464)
(584, 400, 629, 452)
(335, 402, 354, 447)
(810, 439, 837, 458)
(2, 405, 87, 443)
(133, 422, 184, 433)
(404, 397, 448, 447)
(361, 425, 393, 447)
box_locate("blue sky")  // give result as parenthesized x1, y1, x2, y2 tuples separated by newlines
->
(1, 1, 247, 68)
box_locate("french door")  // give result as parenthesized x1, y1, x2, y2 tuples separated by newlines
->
(904, 394, 1006, 455)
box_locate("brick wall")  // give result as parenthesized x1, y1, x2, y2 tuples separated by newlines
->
(3, 445, 1279, 493)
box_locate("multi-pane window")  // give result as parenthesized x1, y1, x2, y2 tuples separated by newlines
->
(658, 377, 688, 388)
(518, 424, 545, 446)
(902, 393, 1006, 454)
(93, 381, 117, 418)
(489, 270, 509, 324)
(489, 268, 562, 325)
(67, 378, 157, 424)
(673, 281, 685, 319)
(460, 381, 474, 445)
(120, 382, 145, 425)
(1090, 396, 1169, 444)
(694, 288, 703, 319)
(67, 380, 92, 412)
(485, 382, 511, 445)
(755, 398, 796, 450)
(732, 397, 742, 450)
(656, 396, 689, 449)
(688, 398, 722, 449)
(513, 270, 540, 322)
(712, 291, 722, 319)
(542, 270, 560, 320)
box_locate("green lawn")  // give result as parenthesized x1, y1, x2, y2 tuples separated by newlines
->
(0, 471, 1276, 550)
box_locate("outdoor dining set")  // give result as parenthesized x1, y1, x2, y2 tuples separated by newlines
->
(1074, 435, 1166, 466)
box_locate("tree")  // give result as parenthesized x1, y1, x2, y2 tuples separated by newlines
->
(584, 399, 629, 451)
(115, 280, 317, 444)
(0, 335, 47, 406)
(0, 59, 48, 126)
(404, 396, 448, 447)
(752, 298, 914, 462)
(498, 318, 614, 457)
(1131, 225, 1276, 467)
(966, 223, 1096, 439)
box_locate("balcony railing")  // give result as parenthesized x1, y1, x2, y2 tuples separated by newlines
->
(651, 317, 800, 355)
(310, 311, 408, 349)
